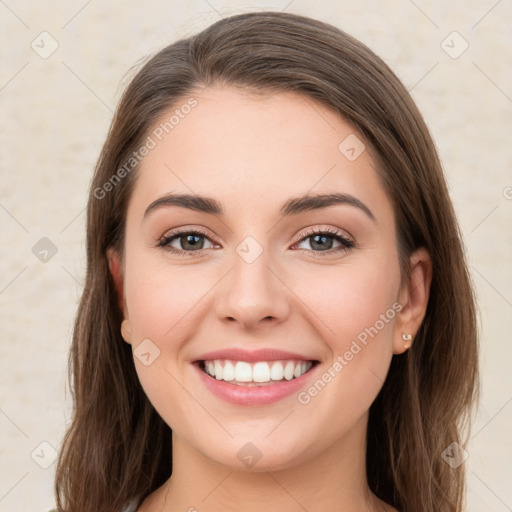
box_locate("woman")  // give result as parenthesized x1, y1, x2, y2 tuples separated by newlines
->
(53, 11, 478, 512)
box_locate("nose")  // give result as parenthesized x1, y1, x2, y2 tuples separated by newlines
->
(214, 246, 291, 331)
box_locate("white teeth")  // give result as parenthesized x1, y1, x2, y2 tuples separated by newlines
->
(270, 361, 284, 381)
(235, 361, 252, 382)
(252, 362, 271, 382)
(202, 359, 313, 383)
(284, 361, 295, 380)
(223, 360, 235, 381)
(214, 360, 223, 380)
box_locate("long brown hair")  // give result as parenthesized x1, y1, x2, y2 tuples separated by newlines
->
(54, 11, 478, 512)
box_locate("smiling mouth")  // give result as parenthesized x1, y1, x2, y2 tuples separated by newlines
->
(198, 359, 319, 386)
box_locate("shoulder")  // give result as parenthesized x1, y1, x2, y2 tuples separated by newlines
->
(47, 502, 139, 512)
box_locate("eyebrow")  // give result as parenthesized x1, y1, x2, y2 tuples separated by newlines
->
(143, 192, 375, 221)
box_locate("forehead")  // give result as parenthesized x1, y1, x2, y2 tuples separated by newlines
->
(129, 86, 393, 224)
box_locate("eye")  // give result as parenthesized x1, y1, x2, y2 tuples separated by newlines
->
(156, 227, 354, 257)
(157, 228, 217, 255)
(293, 228, 354, 254)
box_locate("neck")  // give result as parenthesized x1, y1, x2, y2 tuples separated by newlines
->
(147, 413, 392, 512)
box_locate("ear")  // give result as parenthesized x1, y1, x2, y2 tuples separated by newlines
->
(107, 248, 132, 345)
(393, 247, 432, 354)
(107, 248, 124, 312)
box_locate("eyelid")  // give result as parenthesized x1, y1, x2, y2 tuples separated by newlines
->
(294, 226, 355, 246)
(158, 226, 215, 243)
(291, 226, 355, 256)
(156, 225, 355, 256)
(156, 226, 219, 256)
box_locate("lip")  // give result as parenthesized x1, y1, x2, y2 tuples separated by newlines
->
(193, 357, 320, 406)
(193, 347, 315, 363)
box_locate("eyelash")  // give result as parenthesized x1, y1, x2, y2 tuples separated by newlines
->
(156, 227, 355, 257)
(295, 227, 355, 256)
(156, 228, 215, 258)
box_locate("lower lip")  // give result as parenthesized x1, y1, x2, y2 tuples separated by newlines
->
(194, 362, 318, 406)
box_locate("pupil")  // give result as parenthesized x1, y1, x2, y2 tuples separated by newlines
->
(182, 235, 203, 250)
(311, 234, 332, 251)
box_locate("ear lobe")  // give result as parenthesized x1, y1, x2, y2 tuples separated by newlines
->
(393, 247, 432, 355)
(107, 248, 125, 317)
(120, 319, 133, 344)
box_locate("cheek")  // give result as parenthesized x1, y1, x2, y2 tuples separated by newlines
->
(124, 242, 401, 355)
(292, 254, 401, 406)
(294, 256, 401, 347)
(124, 251, 210, 340)
(121, 237, 402, 464)
(123, 249, 207, 428)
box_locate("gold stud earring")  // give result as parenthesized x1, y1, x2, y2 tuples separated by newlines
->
(401, 332, 412, 349)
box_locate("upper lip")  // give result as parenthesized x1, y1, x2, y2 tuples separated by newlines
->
(193, 348, 317, 363)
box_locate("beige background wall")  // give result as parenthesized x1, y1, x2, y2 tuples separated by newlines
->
(1, 1, 511, 510)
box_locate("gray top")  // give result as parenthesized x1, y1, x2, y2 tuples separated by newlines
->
(48, 499, 139, 512)
(123, 498, 139, 512)
(48, 497, 139, 512)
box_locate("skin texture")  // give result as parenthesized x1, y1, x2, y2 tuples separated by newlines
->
(109, 87, 431, 512)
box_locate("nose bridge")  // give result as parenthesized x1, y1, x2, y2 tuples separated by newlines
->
(216, 236, 290, 327)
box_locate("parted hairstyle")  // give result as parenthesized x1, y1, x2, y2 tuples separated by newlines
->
(54, 11, 479, 512)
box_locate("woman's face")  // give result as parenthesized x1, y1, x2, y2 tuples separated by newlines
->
(114, 86, 422, 471)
